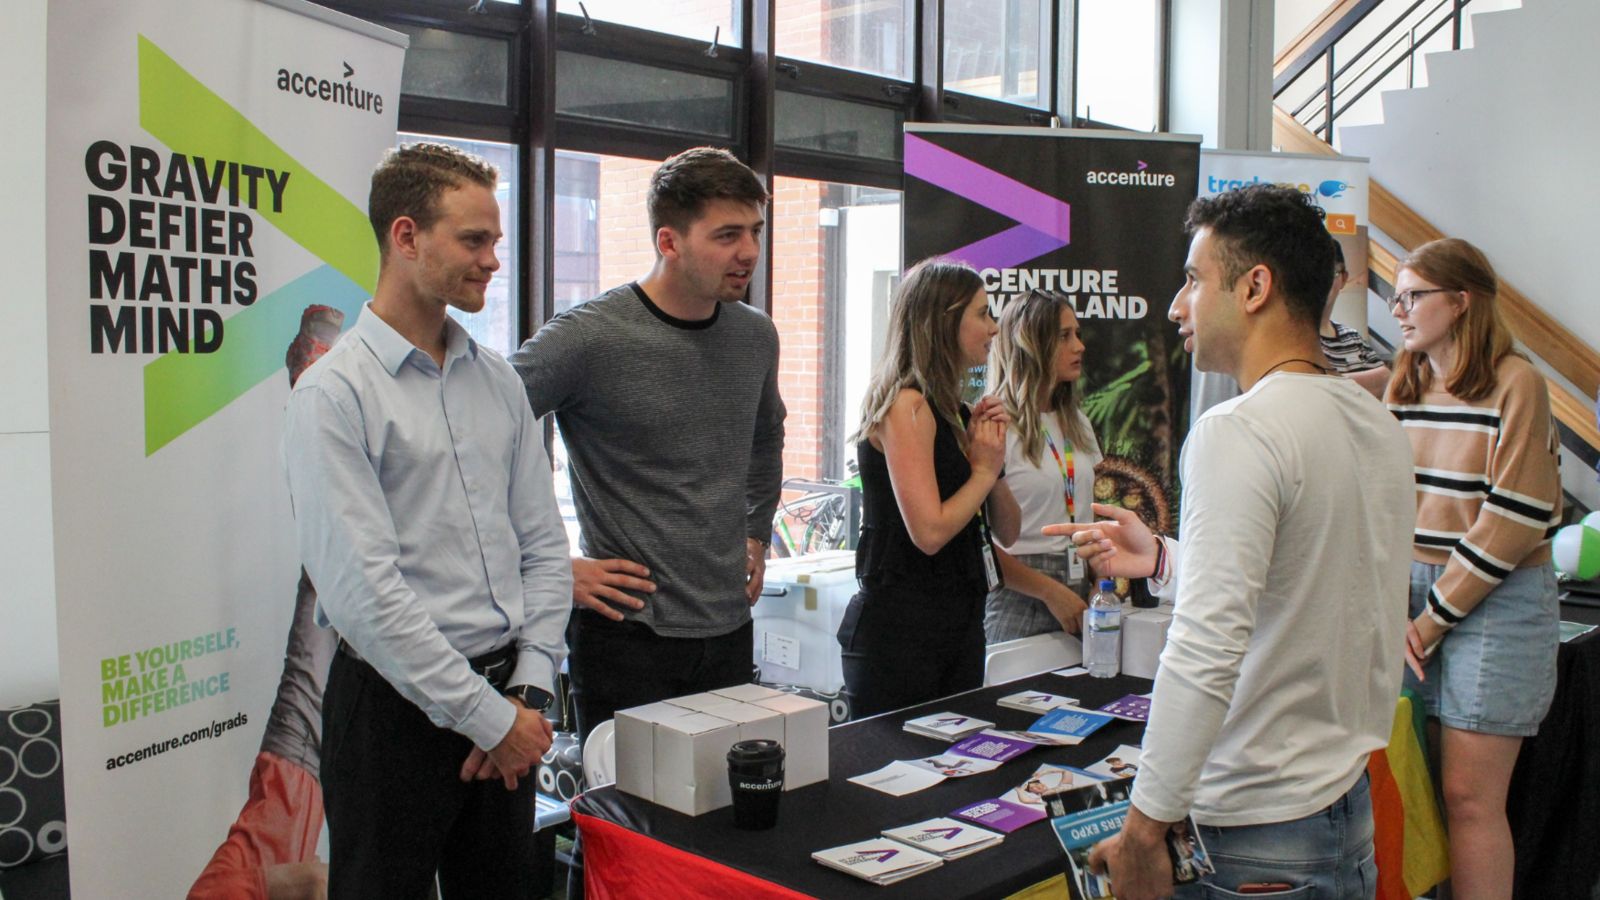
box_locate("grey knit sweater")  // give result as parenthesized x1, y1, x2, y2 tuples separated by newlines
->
(510, 283, 786, 637)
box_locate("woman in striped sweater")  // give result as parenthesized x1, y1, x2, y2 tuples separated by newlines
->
(1386, 238, 1562, 899)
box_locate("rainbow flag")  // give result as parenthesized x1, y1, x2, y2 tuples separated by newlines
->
(1367, 692, 1450, 899)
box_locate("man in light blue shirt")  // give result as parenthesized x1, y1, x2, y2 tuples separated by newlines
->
(283, 143, 571, 898)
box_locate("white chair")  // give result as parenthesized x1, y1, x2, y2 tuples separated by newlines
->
(983, 632, 1083, 686)
(581, 719, 616, 789)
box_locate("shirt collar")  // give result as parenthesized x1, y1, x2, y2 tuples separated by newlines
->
(355, 303, 479, 377)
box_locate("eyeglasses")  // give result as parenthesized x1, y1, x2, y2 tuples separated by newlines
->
(1387, 288, 1454, 315)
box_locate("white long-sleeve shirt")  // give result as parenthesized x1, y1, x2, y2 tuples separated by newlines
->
(1132, 373, 1415, 827)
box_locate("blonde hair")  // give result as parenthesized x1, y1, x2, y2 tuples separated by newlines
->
(1390, 238, 1517, 403)
(854, 258, 984, 446)
(990, 290, 1092, 465)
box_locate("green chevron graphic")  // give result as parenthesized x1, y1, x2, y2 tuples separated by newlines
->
(137, 35, 380, 455)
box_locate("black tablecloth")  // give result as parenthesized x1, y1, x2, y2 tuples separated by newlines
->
(1509, 600, 1600, 899)
(575, 671, 1152, 899)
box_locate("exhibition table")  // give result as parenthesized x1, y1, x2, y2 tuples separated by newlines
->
(572, 671, 1153, 899)
(1508, 598, 1600, 899)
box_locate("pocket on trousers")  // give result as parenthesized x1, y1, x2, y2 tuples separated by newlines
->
(323, 667, 370, 778)
(1202, 883, 1316, 899)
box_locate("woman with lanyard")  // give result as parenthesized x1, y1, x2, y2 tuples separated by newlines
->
(1387, 238, 1561, 898)
(983, 289, 1102, 642)
(837, 258, 1020, 719)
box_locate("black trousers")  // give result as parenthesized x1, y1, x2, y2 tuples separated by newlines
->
(566, 612, 756, 742)
(564, 614, 755, 898)
(838, 589, 986, 720)
(321, 651, 537, 900)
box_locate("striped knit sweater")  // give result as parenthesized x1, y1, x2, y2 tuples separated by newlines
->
(1387, 354, 1562, 631)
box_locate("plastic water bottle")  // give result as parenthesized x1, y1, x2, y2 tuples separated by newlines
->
(1085, 579, 1122, 678)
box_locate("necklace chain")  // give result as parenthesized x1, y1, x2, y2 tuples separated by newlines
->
(1257, 357, 1333, 382)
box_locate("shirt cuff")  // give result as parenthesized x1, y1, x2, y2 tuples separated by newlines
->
(1424, 607, 1458, 631)
(459, 686, 517, 752)
(509, 652, 558, 698)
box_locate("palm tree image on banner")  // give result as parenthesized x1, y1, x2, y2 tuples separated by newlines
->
(909, 125, 1201, 537)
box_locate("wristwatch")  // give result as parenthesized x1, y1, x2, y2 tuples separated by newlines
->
(507, 684, 555, 713)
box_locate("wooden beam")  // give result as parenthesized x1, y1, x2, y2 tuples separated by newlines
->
(1552, 387, 1600, 460)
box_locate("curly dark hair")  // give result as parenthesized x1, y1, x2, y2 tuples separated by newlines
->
(1183, 183, 1333, 327)
(647, 147, 770, 237)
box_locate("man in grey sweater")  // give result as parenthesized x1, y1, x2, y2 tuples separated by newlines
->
(511, 147, 786, 743)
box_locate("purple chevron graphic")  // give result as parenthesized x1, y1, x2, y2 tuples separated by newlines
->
(904, 133, 1072, 270)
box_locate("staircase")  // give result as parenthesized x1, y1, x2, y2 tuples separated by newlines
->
(1271, 0, 1600, 514)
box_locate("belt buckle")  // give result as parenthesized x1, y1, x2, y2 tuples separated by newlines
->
(479, 655, 511, 687)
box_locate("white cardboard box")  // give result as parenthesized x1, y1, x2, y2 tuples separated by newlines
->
(613, 701, 696, 803)
(664, 692, 740, 713)
(710, 683, 787, 703)
(653, 712, 740, 816)
(704, 701, 786, 745)
(1123, 606, 1173, 680)
(615, 690, 832, 815)
(753, 693, 829, 790)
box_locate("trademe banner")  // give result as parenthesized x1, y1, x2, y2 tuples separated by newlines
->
(44, 1, 403, 895)
(1199, 149, 1371, 332)
(904, 124, 1200, 535)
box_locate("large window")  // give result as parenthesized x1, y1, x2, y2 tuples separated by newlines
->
(547, 150, 666, 551)
(770, 177, 901, 483)
(557, 0, 741, 47)
(396, 133, 521, 358)
(944, 0, 1045, 107)
(1075, 0, 1161, 130)
(338, 0, 1173, 556)
(776, 0, 911, 79)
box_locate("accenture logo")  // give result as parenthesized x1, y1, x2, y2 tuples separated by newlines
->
(275, 60, 385, 115)
(1085, 160, 1177, 188)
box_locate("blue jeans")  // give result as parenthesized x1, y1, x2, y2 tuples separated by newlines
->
(1174, 773, 1377, 899)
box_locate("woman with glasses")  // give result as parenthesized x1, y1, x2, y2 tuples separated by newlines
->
(837, 258, 1019, 718)
(1386, 238, 1561, 899)
(982, 289, 1102, 642)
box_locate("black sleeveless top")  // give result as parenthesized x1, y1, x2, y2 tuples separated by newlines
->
(855, 402, 989, 608)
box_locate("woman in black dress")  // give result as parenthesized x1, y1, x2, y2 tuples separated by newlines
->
(838, 258, 1019, 718)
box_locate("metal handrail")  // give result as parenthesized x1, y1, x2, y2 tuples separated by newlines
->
(1274, 0, 1475, 142)
(1316, 3, 1463, 139)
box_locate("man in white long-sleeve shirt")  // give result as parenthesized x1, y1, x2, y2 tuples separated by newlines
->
(1049, 184, 1415, 899)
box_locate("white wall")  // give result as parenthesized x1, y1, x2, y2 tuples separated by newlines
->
(0, 0, 60, 707)
(1341, 0, 1600, 359)
(1275, 0, 1332, 51)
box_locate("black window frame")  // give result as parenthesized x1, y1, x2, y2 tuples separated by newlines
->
(321, 0, 1174, 334)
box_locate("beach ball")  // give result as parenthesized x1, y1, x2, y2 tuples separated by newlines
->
(1553, 522, 1600, 580)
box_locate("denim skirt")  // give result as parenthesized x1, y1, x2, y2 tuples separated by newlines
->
(1405, 560, 1559, 736)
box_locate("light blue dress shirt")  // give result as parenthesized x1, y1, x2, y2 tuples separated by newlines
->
(284, 305, 571, 751)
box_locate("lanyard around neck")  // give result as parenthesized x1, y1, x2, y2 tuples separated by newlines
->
(1040, 419, 1075, 521)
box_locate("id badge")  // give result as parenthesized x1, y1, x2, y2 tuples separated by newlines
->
(978, 522, 1004, 592)
(1068, 544, 1086, 582)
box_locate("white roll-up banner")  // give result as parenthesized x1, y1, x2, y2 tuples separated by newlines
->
(45, 1, 404, 895)
(1199, 150, 1371, 331)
